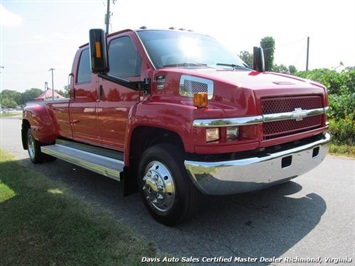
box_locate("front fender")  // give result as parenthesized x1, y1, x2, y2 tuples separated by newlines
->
(22, 101, 59, 144)
(124, 100, 196, 162)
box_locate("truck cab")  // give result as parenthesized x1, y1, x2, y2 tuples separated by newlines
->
(22, 28, 330, 226)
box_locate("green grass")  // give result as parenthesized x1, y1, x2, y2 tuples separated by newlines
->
(0, 112, 20, 117)
(329, 143, 355, 157)
(0, 149, 165, 266)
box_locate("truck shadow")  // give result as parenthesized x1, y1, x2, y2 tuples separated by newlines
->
(182, 183, 326, 262)
(16, 158, 326, 265)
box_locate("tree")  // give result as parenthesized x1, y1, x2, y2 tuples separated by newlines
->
(19, 88, 43, 105)
(1, 97, 18, 108)
(56, 85, 70, 98)
(273, 64, 289, 74)
(272, 64, 298, 75)
(1, 90, 21, 103)
(239, 50, 253, 68)
(288, 65, 297, 75)
(0, 90, 22, 108)
(260, 36, 275, 71)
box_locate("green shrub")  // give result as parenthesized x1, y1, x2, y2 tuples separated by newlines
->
(296, 68, 355, 148)
(328, 118, 355, 146)
(328, 87, 355, 121)
(296, 68, 343, 94)
(329, 143, 355, 157)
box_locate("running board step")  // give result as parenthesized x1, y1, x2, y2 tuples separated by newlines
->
(41, 143, 124, 181)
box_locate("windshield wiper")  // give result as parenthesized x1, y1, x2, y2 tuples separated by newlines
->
(163, 63, 209, 68)
(216, 63, 250, 70)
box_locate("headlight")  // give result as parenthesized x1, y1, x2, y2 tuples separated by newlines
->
(206, 128, 220, 142)
(180, 75, 214, 108)
(226, 126, 239, 141)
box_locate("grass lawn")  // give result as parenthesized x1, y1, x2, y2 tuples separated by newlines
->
(0, 111, 21, 117)
(0, 149, 168, 266)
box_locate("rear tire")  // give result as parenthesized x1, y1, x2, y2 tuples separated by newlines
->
(26, 128, 55, 163)
(138, 144, 200, 226)
(27, 128, 44, 164)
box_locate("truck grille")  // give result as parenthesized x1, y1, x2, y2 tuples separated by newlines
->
(261, 96, 323, 139)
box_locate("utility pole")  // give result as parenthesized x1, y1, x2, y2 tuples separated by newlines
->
(306, 37, 310, 71)
(105, 0, 116, 35)
(105, 0, 110, 34)
(49, 68, 55, 100)
(0, 66, 4, 110)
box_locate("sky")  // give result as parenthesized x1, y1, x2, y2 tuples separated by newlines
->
(1, 0, 354, 93)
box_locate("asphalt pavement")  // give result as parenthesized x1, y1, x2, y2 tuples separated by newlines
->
(0, 116, 354, 266)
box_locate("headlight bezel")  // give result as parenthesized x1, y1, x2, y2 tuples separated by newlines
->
(179, 75, 214, 108)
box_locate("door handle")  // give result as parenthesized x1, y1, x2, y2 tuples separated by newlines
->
(99, 85, 103, 101)
(73, 88, 76, 100)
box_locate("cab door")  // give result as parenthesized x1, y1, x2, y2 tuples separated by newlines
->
(69, 48, 100, 145)
(96, 35, 142, 151)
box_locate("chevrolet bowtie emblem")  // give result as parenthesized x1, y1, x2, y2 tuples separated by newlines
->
(291, 108, 307, 121)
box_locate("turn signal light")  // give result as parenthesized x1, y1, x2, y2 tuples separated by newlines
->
(193, 92, 208, 108)
(95, 42, 102, 58)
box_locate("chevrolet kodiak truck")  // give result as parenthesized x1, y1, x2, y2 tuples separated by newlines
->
(22, 28, 330, 226)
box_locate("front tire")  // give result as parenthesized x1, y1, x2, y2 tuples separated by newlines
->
(138, 144, 200, 226)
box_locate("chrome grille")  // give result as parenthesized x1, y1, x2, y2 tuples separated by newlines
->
(183, 80, 208, 94)
(262, 96, 322, 114)
(261, 96, 323, 139)
(179, 75, 214, 99)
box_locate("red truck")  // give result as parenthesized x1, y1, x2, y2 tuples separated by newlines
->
(22, 28, 330, 226)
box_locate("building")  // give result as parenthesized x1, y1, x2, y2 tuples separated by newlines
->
(35, 89, 65, 101)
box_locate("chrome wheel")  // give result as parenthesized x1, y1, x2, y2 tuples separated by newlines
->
(26, 128, 48, 164)
(142, 161, 176, 213)
(139, 144, 200, 225)
(27, 130, 36, 160)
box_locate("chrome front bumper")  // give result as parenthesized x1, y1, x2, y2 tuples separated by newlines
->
(184, 133, 330, 195)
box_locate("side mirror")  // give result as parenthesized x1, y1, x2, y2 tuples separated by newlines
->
(89, 29, 109, 74)
(253, 47, 265, 72)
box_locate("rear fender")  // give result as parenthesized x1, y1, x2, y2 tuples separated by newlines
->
(22, 101, 59, 145)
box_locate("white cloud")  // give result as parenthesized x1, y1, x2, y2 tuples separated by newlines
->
(0, 4, 22, 27)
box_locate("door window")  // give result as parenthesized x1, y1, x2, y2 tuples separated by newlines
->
(76, 48, 92, 84)
(108, 36, 142, 79)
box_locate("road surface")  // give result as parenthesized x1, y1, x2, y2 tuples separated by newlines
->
(0, 116, 354, 265)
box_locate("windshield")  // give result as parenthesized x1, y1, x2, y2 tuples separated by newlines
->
(137, 30, 249, 70)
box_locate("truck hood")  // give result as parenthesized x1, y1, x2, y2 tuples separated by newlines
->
(155, 67, 328, 117)
(192, 69, 326, 98)
(161, 68, 328, 118)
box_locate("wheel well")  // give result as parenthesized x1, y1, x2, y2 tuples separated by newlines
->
(22, 120, 30, 150)
(123, 126, 185, 196)
(129, 126, 184, 164)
